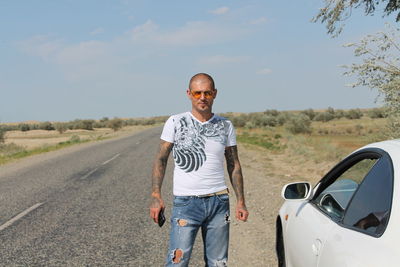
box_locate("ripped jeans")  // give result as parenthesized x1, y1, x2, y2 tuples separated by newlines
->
(165, 194, 230, 267)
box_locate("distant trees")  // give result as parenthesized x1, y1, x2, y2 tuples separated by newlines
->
(0, 127, 5, 144)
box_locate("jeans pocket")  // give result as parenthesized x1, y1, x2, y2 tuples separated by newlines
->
(173, 196, 192, 207)
(216, 194, 229, 203)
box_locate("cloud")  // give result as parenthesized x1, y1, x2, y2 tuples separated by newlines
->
(257, 68, 272, 75)
(249, 17, 268, 25)
(126, 20, 247, 46)
(209, 7, 229, 15)
(198, 55, 250, 65)
(17, 35, 63, 61)
(90, 27, 105, 35)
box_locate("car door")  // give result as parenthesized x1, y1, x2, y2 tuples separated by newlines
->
(317, 149, 394, 267)
(285, 151, 381, 267)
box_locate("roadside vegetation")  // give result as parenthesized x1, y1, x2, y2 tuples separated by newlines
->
(221, 107, 388, 183)
(0, 117, 166, 165)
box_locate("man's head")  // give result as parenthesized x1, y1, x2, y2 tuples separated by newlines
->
(187, 73, 217, 114)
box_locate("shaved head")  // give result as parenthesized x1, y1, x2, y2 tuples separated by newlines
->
(189, 73, 215, 91)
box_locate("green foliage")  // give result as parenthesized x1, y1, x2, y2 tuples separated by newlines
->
(301, 108, 316, 120)
(39, 121, 55, 131)
(286, 114, 312, 134)
(108, 118, 124, 131)
(314, 112, 335, 122)
(344, 24, 400, 137)
(345, 109, 363, 119)
(19, 124, 30, 132)
(0, 127, 5, 144)
(313, 0, 400, 36)
(54, 123, 67, 134)
(236, 131, 283, 150)
(368, 107, 388, 118)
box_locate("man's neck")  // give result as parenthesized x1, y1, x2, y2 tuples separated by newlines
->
(191, 110, 213, 122)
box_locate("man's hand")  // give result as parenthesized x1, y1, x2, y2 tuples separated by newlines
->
(150, 193, 165, 224)
(236, 203, 249, 222)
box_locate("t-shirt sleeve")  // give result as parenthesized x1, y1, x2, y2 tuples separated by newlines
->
(160, 116, 175, 143)
(226, 121, 237, 147)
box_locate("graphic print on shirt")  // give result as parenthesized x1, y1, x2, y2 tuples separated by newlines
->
(173, 115, 229, 173)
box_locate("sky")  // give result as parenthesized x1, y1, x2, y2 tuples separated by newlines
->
(0, 0, 394, 122)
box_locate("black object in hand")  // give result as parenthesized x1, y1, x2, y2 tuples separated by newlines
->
(158, 209, 166, 227)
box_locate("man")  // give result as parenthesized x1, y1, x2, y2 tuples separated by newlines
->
(150, 73, 249, 266)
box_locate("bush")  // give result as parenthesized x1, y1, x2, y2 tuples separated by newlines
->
(108, 118, 124, 131)
(368, 108, 387, 118)
(286, 114, 312, 134)
(0, 127, 5, 143)
(39, 121, 55, 131)
(264, 109, 279, 117)
(345, 109, 363, 120)
(301, 108, 316, 120)
(55, 123, 68, 134)
(19, 124, 30, 132)
(314, 112, 335, 122)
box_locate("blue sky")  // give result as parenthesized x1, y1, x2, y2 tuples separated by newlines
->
(0, 0, 392, 122)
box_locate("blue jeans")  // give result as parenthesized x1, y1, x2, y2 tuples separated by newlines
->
(165, 194, 230, 267)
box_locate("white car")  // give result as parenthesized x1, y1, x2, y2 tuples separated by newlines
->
(277, 139, 400, 267)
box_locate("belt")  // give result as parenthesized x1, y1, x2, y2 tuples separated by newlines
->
(196, 188, 229, 198)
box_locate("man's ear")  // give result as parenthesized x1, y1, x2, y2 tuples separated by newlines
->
(186, 89, 191, 98)
(213, 89, 218, 99)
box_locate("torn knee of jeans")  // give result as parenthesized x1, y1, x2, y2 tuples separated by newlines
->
(172, 249, 183, 264)
(177, 219, 187, 227)
(224, 214, 230, 224)
(214, 258, 228, 267)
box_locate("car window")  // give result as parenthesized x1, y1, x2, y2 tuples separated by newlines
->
(314, 158, 377, 221)
(342, 155, 393, 236)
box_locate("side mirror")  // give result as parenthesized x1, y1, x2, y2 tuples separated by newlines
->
(281, 182, 312, 200)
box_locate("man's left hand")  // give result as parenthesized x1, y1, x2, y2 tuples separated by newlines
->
(236, 203, 249, 222)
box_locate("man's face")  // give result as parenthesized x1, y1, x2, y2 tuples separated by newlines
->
(187, 80, 217, 113)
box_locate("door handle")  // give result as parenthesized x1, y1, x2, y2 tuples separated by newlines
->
(312, 239, 322, 256)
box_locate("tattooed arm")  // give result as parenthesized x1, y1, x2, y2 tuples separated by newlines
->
(150, 140, 173, 224)
(225, 145, 249, 222)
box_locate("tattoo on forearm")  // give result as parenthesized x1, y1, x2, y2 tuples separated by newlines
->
(152, 141, 173, 194)
(225, 146, 245, 203)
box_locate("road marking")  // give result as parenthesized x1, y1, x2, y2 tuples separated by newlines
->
(81, 167, 99, 180)
(0, 202, 45, 232)
(101, 153, 120, 165)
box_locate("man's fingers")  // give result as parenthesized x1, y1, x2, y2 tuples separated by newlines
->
(236, 208, 249, 222)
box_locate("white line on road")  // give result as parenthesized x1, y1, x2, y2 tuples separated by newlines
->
(101, 153, 121, 165)
(0, 202, 45, 232)
(81, 167, 99, 180)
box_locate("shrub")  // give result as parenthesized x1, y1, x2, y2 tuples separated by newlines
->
(264, 109, 279, 117)
(345, 109, 363, 120)
(0, 127, 5, 143)
(286, 114, 312, 134)
(368, 108, 387, 118)
(55, 123, 67, 134)
(39, 121, 55, 131)
(314, 112, 335, 122)
(301, 108, 316, 120)
(108, 118, 124, 131)
(19, 123, 30, 132)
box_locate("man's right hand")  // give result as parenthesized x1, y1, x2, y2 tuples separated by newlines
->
(150, 193, 165, 224)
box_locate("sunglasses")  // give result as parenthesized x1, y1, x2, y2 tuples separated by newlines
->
(190, 90, 215, 99)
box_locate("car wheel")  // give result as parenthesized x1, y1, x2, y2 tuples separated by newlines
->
(276, 217, 286, 267)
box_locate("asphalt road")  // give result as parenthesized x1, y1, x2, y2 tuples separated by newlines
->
(0, 127, 205, 266)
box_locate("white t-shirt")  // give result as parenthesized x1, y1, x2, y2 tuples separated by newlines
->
(161, 112, 237, 196)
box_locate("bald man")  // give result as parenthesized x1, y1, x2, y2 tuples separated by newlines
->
(150, 73, 248, 266)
